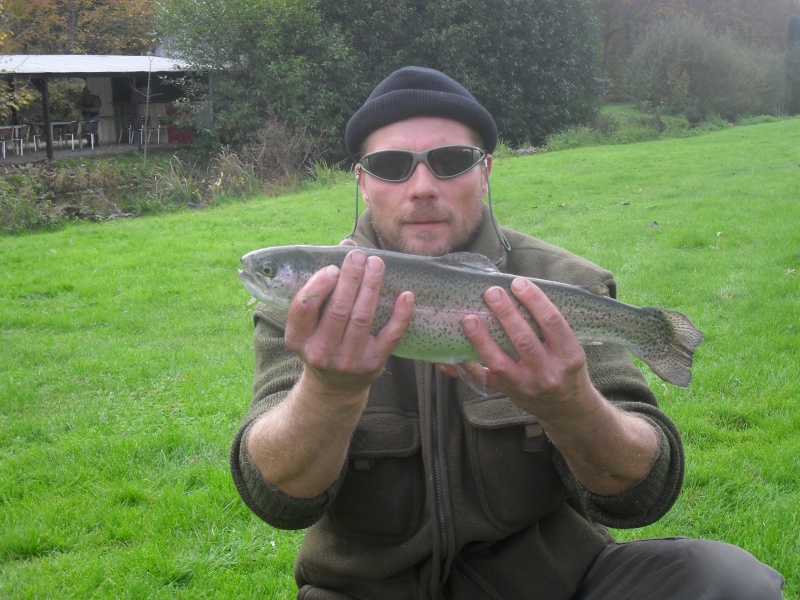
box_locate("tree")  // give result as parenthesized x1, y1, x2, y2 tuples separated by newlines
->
(590, 0, 800, 100)
(162, 0, 606, 154)
(322, 0, 606, 146)
(787, 15, 800, 113)
(161, 0, 361, 154)
(2, 0, 156, 55)
(627, 18, 787, 122)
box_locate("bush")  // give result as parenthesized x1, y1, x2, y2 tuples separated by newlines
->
(160, 0, 361, 157)
(786, 16, 800, 114)
(161, 0, 606, 155)
(239, 112, 323, 189)
(627, 18, 787, 122)
(0, 173, 54, 234)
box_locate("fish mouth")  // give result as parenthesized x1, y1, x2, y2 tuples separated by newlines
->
(237, 264, 294, 312)
(238, 269, 269, 303)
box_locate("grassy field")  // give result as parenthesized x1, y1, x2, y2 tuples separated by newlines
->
(2, 118, 799, 598)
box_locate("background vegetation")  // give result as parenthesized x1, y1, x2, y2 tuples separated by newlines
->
(627, 17, 789, 123)
(2, 1, 799, 596)
(2, 118, 798, 598)
(2, 104, 788, 236)
(591, 0, 800, 99)
(3, 0, 800, 157)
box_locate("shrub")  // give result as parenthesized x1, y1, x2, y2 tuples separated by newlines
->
(627, 18, 787, 122)
(209, 149, 261, 199)
(239, 114, 323, 190)
(161, 0, 606, 154)
(0, 174, 54, 234)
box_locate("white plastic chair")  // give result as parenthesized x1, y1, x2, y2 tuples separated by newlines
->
(64, 122, 81, 150)
(119, 116, 134, 144)
(11, 124, 29, 155)
(148, 117, 168, 144)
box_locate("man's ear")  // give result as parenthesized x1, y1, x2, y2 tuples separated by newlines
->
(482, 154, 493, 195)
(356, 165, 371, 206)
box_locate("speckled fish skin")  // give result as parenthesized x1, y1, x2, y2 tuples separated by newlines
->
(238, 245, 704, 387)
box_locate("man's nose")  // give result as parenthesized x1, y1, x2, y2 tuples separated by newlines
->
(406, 162, 438, 196)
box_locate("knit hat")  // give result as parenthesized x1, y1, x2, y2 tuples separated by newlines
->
(345, 66, 498, 158)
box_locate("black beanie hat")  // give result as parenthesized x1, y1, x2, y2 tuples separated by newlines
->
(345, 66, 498, 158)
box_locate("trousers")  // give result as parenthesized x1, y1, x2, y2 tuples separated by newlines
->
(573, 537, 785, 600)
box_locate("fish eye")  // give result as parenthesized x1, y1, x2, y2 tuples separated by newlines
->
(259, 264, 276, 278)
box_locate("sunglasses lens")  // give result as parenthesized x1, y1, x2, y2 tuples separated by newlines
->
(360, 146, 485, 181)
(428, 147, 482, 177)
(362, 151, 414, 181)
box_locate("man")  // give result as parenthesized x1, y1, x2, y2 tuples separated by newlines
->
(231, 67, 784, 599)
(79, 86, 101, 146)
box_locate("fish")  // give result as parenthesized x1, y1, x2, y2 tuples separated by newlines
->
(238, 245, 704, 392)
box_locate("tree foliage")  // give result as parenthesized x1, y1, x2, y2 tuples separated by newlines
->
(1, 0, 156, 55)
(162, 0, 605, 155)
(627, 18, 788, 122)
(787, 15, 800, 113)
(160, 0, 361, 155)
(590, 0, 800, 101)
(330, 0, 605, 146)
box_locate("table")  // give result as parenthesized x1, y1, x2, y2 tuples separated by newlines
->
(0, 124, 28, 158)
(29, 121, 82, 151)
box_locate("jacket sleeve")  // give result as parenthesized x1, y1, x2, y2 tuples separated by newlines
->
(506, 240, 686, 528)
(229, 304, 346, 530)
(552, 342, 685, 529)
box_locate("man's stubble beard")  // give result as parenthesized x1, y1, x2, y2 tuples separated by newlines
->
(370, 209, 485, 257)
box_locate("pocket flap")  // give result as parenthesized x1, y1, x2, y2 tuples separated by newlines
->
(462, 394, 539, 429)
(349, 408, 420, 458)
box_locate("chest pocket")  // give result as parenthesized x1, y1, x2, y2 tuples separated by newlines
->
(329, 408, 423, 543)
(461, 394, 566, 532)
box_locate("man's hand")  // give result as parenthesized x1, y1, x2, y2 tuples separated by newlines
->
(460, 277, 594, 422)
(247, 247, 414, 499)
(284, 249, 415, 400)
(445, 277, 659, 496)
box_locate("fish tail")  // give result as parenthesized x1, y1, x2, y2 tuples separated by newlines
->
(634, 307, 705, 388)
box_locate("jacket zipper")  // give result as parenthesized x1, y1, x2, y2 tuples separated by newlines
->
(430, 366, 450, 598)
(432, 373, 447, 546)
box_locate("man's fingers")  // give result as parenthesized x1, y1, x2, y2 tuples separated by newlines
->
(286, 250, 371, 350)
(323, 250, 367, 327)
(483, 283, 547, 360)
(508, 278, 582, 360)
(284, 264, 341, 348)
(339, 255, 385, 350)
(375, 291, 415, 350)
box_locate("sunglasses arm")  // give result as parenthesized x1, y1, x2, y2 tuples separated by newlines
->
(346, 165, 363, 241)
(483, 158, 511, 252)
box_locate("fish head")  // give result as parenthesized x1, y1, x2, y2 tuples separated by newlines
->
(238, 248, 307, 311)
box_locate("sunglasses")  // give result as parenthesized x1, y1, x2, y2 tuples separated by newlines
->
(359, 145, 486, 182)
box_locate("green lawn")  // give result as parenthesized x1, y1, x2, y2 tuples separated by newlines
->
(2, 118, 799, 598)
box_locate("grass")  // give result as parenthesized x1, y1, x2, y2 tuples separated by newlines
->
(2, 118, 799, 597)
(544, 103, 752, 151)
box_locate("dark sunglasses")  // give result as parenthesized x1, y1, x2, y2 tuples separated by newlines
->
(359, 145, 486, 182)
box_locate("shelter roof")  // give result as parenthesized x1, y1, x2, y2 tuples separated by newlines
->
(0, 55, 189, 78)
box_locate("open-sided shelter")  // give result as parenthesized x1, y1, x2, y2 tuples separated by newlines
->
(1, 55, 202, 158)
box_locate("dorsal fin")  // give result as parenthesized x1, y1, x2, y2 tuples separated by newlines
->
(582, 282, 610, 296)
(438, 252, 500, 274)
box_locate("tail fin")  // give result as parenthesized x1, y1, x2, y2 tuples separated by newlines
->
(637, 308, 705, 388)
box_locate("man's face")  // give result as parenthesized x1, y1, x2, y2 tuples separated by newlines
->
(358, 116, 492, 257)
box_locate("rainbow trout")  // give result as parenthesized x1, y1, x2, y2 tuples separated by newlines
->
(238, 245, 704, 390)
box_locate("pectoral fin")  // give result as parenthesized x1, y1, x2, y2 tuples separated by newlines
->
(452, 361, 488, 396)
